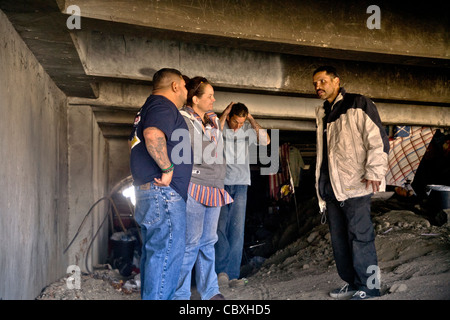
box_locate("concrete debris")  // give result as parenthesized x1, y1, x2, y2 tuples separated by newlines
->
(37, 266, 140, 300)
(37, 203, 450, 300)
(389, 283, 408, 293)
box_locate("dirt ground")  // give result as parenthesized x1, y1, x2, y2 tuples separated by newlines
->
(36, 196, 450, 302)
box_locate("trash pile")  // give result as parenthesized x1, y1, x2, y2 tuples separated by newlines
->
(37, 230, 142, 300)
(109, 230, 140, 277)
(37, 191, 450, 300)
(36, 265, 140, 300)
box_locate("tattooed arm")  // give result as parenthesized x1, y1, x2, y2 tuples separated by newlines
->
(143, 127, 173, 186)
(247, 113, 270, 146)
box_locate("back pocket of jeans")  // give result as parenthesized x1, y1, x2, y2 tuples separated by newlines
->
(137, 192, 161, 226)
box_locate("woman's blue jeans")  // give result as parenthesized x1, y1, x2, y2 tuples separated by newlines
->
(174, 195, 222, 300)
(134, 183, 186, 300)
(215, 184, 248, 280)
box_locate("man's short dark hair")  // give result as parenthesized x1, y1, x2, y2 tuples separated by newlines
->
(313, 66, 340, 79)
(152, 68, 183, 90)
(229, 102, 249, 118)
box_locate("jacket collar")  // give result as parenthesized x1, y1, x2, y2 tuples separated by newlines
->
(324, 87, 345, 110)
(181, 106, 219, 129)
(180, 106, 220, 143)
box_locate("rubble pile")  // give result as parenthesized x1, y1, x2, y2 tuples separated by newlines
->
(37, 266, 140, 300)
(224, 203, 450, 300)
(37, 195, 450, 300)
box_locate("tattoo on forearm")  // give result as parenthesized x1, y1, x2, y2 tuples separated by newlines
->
(250, 120, 270, 145)
(145, 129, 171, 170)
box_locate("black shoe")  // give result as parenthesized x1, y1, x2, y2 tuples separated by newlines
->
(350, 290, 374, 300)
(329, 283, 358, 300)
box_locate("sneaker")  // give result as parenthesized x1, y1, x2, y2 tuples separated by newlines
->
(329, 283, 358, 299)
(217, 272, 229, 287)
(350, 290, 374, 300)
(209, 293, 226, 300)
(229, 278, 248, 288)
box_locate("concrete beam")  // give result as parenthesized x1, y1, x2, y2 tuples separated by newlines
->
(3, 1, 449, 103)
(69, 30, 450, 104)
(0, 2, 97, 98)
(70, 82, 450, 140)
(95, 110, 316, 131)
(95, 110, 317, 139)
(60, 0, 449, 64)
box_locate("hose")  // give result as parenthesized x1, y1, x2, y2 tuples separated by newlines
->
(63, 195, 133, 273)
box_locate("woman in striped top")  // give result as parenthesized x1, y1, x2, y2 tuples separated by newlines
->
(174, 76, 233, 300)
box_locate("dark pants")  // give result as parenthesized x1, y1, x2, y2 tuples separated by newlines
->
(326, 195, 380, 296)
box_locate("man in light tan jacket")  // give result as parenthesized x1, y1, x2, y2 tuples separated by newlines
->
(313, 66, 389, 300)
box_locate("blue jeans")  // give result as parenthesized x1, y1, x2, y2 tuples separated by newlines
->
(215, 185, 248, 280)
(174, 195, 221, 300)
(134, 183, 186, 300)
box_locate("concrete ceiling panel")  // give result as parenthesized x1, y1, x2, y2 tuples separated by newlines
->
(1, 0, 448, 141)
(59, 0, 449, 63)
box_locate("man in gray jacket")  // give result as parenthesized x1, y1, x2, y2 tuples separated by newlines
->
(313, 66, 389, 300)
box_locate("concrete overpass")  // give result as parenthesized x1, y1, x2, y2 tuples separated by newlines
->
(0, 0, 448, 299)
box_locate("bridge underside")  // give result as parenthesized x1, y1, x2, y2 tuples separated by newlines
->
(1, 0, 449, 300)
(2, 0, 449, 140)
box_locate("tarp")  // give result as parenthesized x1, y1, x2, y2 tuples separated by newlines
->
(386, 126, 436, 187)
(269, 143, 291, 200)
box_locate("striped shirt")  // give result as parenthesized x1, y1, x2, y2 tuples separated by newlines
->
(188, 182, 233, 207)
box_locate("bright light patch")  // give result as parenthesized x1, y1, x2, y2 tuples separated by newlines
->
(122, 185, 136, 206)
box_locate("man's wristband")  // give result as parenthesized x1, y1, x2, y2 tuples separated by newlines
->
(161, 163, 174, 173)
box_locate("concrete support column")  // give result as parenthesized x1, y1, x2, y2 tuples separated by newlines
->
(67, 105, 109, 272)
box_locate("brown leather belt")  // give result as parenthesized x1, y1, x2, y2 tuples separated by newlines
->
(138, 182, 151, 190)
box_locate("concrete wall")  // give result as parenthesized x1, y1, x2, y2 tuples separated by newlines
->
(0, 10, 69, 299)
(107, 138, 131, 190)
(0, 10, 110, 299)
(67, 105, 109, 272)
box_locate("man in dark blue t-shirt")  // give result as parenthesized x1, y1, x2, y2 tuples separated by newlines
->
(129, 68, 193, 300)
